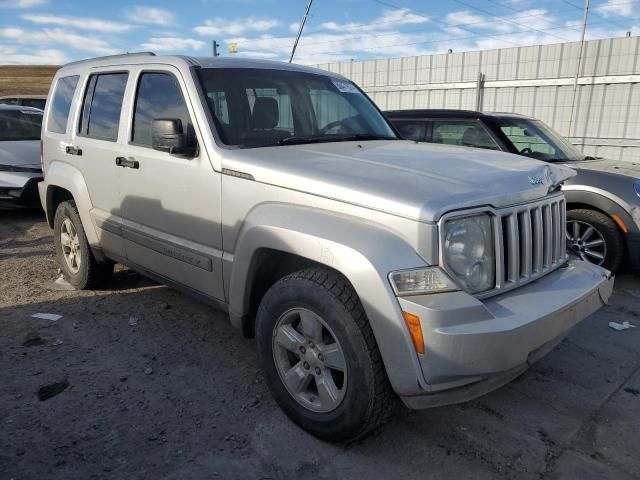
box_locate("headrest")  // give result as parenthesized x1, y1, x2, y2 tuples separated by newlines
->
(251, 97, 279, 129)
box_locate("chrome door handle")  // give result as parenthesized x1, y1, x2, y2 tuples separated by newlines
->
(115, 157, 139, 169)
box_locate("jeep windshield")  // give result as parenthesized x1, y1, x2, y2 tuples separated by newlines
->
(495, 118, 585, 162)
(197, 68, 397, 148)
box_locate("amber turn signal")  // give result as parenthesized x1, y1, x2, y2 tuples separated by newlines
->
(402, 311, 425, 355)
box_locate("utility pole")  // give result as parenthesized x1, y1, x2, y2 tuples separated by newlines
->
(289, 0, 313, 63)
(568, 0, 590, 141)
(212, 40, 220, 57)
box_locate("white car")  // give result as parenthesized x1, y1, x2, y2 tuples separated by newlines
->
(0, 104, 43, 208)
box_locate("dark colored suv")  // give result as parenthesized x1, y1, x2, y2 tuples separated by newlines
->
(385, 109, 640, 273)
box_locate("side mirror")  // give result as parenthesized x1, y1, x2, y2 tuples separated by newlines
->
(152, 118, 197, 156)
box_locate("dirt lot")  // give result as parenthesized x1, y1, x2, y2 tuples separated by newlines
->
(1, 209, 639, 480)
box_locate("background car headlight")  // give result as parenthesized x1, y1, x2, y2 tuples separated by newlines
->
(443, 214, 495, 293)
(634, 180, 640, 200)
(389, 267, 458, 296)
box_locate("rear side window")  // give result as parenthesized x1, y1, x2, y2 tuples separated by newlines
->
(430, 120, 499, 150)
(47, 75, 79, 134)
(22, 99, 46, 110)
(79, 72, 128, 142)
(392, 120, 424, 141)
(131, 72, 193, 147)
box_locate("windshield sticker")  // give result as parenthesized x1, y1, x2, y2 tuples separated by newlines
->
(332, 79, 360, 94)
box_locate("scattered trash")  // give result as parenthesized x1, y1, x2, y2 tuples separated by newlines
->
(37, 379, 70, 401)
(608, 321, 636, 331)
(144, 367, 153, 375)
(22, 331, 46, 347)
(119, 375, 128, 382)
(48, 275, 76, 291)
(128, 316, 139, 326)
(32, 313, 62, 321)
(53, 339, 64, 346)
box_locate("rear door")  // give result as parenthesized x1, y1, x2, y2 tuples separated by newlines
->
(71, 69, 129, 258)
(117, 65, 224, 301)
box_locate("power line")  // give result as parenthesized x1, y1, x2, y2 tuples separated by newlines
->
(301, 18, 617, 58)
(449, 0, 573, 42)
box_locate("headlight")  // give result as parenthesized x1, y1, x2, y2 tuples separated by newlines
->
(634, 180, 640, 200)
(443, 214, 495, 293)
(389, 267, 458, 296)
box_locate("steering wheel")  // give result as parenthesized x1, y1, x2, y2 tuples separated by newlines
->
(520, 147, 533, 155)
(319, 120, 354, 135)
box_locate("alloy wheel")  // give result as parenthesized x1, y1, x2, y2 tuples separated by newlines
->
(566, 220, 607, 266)
(272, 308, 347, 413)
(60, 218, 82, 274)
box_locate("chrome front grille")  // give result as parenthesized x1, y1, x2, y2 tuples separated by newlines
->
(494, 194, 567, 293)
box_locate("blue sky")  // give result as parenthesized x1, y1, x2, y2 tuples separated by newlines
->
(1, 0, 638, 65)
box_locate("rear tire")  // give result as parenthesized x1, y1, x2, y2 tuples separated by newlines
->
(256, 268, 394, 442)
(566, 209, 625, 272)
(53, 200, 113, 289)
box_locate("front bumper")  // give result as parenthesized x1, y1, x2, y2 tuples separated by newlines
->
(0, 172, 42, 208)
(397, 258, 613, 409)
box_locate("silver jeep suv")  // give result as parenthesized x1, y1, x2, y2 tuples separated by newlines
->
(40, 53, 613, 441)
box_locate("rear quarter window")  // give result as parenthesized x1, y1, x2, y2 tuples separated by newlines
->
(47, 75, 79, 134)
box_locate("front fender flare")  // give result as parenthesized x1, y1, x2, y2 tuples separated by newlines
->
(228, 203, 431, 395)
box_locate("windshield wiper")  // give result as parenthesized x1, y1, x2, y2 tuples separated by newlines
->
(276, 133, 397, 146)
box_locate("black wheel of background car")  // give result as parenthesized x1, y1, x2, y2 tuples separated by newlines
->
(566, 209, 625, 273)
(53, 200, 114, 289)
(256, 268, 394, 442)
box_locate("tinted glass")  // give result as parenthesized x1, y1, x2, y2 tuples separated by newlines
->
(431, 121, 499, 150)
(197, 68, 396, 148)
(392, 120, 424, 141)
(0, 98, 21, 105)
(80, 73, 128, 142)
(497, 119, 584, 161)
(21, 98, 46, 110)
(0, 109, 43, 140)
(132, 72, 193, 147)
(47, 75, 79, 134)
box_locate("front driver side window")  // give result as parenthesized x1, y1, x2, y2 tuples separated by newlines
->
(131, 72, 194, 147)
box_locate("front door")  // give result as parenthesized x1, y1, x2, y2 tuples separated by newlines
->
(117, 66, 224, 301)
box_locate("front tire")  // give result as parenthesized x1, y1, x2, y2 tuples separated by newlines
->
(53, 200, 113, 289)
(256, 268, 394, 442)
(566, 209, 625, 272)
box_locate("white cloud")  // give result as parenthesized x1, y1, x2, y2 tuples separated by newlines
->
(446, 10, 486, 27)
(126, 6, 176, 26)
(597, 0, 635, 17)
(22, 14, 134, 32)
(194, 17, 280, 36)
(0, 0, 47, 8)
(0, 27, 118, 55)
(319, 8, 428, 33)
(141, 37, 205, 51)
(0, 45, 67, 64)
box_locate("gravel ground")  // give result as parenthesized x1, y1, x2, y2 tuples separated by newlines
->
(1, 209, 639, 480)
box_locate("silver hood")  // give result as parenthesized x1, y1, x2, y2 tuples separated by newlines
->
(224, 140, 575, 222)
(0, 140, 41, 170)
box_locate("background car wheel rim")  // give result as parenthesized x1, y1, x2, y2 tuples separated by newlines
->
(272, 308, 347, 413)
(566, 220, 607, 266)
(60, 218, 81, 274)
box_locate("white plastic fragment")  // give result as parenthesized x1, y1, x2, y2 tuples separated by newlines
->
(608, 321, 636, 331)
(32, 313, 63, 321)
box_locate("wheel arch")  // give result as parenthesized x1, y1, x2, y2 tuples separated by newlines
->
(564, 187, 639, 237)
(226, 203, 431, 396)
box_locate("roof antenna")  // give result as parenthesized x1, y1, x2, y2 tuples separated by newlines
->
(289, 0, 313, 63)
